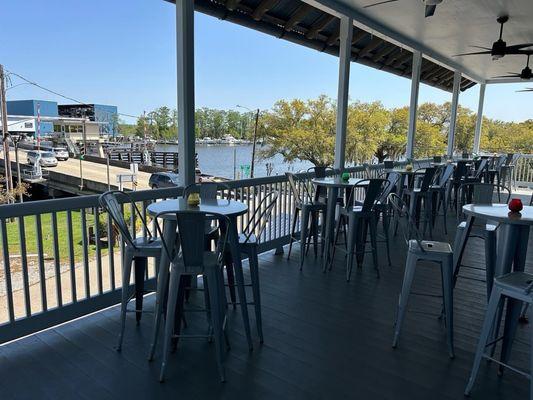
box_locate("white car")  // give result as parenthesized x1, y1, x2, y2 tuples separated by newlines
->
(27, 151, 58, 167)
(51, 147, 69, 161)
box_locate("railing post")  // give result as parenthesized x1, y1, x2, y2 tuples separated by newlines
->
(473, 83, 485, 154)
(447, 70, 462, 158)
(406, 51, 422, 160)
(334, 15, 353, 170)
(176, 0, 196, 186)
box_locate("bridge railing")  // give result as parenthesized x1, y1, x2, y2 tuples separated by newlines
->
(0, 159, 420, 344)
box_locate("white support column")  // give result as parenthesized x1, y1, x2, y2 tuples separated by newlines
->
(406, 50, 422, 160)
(333, 16, 353, 170)
(473, 83, 486, 154)
(176, 0, 196, 186)
(447, 70, 462, 157)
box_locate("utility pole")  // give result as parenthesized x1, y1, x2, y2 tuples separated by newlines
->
(0, 65, 14, 202)
(12, 135, 22, 202)
(79, 118, 85, 191)
(250, 108, 259, 179)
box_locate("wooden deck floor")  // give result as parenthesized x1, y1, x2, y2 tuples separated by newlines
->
(0, 217, 531, 400)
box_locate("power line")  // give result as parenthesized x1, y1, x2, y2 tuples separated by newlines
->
(5, 69, 141, 120)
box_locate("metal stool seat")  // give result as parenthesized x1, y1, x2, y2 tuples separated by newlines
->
(388, 193, 455, 358)
(465, 271, 533, 399)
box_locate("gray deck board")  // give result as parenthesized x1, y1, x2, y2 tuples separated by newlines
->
(0, 217, 531, 400)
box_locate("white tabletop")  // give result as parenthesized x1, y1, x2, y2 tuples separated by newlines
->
(311, 177, 366, 188)
(147, 198, 248, 219)
(462, 204, 533, 226)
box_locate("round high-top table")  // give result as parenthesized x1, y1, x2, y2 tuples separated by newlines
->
(146, 198, 253, 349)
(311, 177, 366, 270)
(461, 203, 533, 369)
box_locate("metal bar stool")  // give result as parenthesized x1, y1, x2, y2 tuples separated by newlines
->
(403, 167, 438, 238)
(388, 193, 455, 358)
(465, 272, 533, 399)
(330, 179, 390, 280)
(224, 191, 279, 343)
(376, 171, 401, 266)
(153, 210, 230, 383)
(286, 172, 327, 270)
(99, 190, 163, 352)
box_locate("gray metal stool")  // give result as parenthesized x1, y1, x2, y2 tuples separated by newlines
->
(99, 190, 163, 352)
(388, 193, 455, 358)
(465, 272, 533, 399)
(153, 210, 230, 383)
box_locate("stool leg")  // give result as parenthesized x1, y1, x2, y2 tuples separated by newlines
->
(329, 214, 343, 271)
(441, 254, 455, 358)
(300, 207, 310, 270)
(248, 245, 263, 343)
(484, 230, 497, 300)
(346, 214, 357, 282)
(451, 223, 465, 287)
(498, 297, 523, 375)
(159, 267, 180, 382)
(382, 208, 392, 267)
(117, 249, 134, 352)
(205, 268, 226, 382)
(529, 304, 533, 400)
(287, 210, 298, 260)
(392, 251, 417, 348)
(465, 287, 502, 396)
(134, 256, 147, 325)
(368, 214, 380, 278)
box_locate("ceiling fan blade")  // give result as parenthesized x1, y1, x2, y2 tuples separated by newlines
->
(492, 74, 521, 78)
(363, 0, 399, 8)
(470, 46, 492, 51)
(425, 4, 437, 17)
(516, 89, 533, 92)
(453, 50, 492, 57)
(506, 43, 533, 51)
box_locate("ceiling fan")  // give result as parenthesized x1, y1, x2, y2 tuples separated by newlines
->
(516, 88, 533, 92)
(493, 54, 532, 80)
(363, 0, 442, 18)
(454, 16, 533, 60)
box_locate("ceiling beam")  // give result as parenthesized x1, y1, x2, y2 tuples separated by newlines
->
(371, 44, 395, 63)
(225, 0, 241, 11)
(356, 36, 382, 59)
(421, 64, 443, 81)
(251, 0, 280, 21)
(351, 29, 367, 45)
(392, 51, 413, 68)
(306, 14, 336, 39)
(284, 4, 313, 32)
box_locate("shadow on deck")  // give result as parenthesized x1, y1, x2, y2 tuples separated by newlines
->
(0, 217, 531, 400)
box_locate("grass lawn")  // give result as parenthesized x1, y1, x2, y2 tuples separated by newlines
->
(3, 210, 112, 264)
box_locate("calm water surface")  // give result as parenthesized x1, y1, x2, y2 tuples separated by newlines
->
(156, 143, 313, 179)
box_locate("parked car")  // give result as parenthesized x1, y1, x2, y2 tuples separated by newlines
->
(27, 150, 58, 167)
(51, 147, 69, 161)
(149, 172, 180, 189)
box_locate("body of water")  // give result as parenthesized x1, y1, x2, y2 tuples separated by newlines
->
(155, 143, 313, 179)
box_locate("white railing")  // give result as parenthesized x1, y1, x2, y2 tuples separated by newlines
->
(513, 154, 533, 189)
(0, 159, 422, 344)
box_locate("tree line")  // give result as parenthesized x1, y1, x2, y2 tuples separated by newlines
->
(118, 97, 532, 166)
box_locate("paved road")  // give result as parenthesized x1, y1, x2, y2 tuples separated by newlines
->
(12, 150, 153, 190)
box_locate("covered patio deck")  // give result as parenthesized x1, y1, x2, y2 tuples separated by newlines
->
(1, 218, 531, 400)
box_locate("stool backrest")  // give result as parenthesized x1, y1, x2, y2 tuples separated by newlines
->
(473, 158, 489, 179)
(243, 191, 279, 243)
(286, 172, 312, 204)
(418, 167, 437, 191)
(308, 166, 334, 201)
(383, 160, 394, 170)
(184, 182, 231, 202)
(453, 161, 469, 181)
(433, 155, 442, 163)
(378, 171, 400, 203)
(437, 164, 454, 188)
(347, 179, 390, 212)
(98, 190, 152, 249)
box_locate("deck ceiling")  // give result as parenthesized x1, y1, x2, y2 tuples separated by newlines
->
(166, 0, 478, 92)
(311, 0, 533, 84)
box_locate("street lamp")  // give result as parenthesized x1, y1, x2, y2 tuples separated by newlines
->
(236, 105, 260, 179)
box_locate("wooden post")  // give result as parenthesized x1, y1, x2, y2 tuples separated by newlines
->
(406, 51, 422, 160)
(473, 83, 485, 154)
(176, 0, 196, 186)
(447, 70, 462, 157)
(334, 15, 353, 170)
(250, 108, 259, 178)
(0, 65, 14, 201)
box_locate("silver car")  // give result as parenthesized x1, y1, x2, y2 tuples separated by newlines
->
(52, 147, 69, 161)
(27, 151, 58, 167)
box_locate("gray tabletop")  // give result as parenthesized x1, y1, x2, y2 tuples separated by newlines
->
(463, 204, 533, 226)
(311, 177, 366, 188)
(147, 198, 248, 219)
(394, 168, 426, 175)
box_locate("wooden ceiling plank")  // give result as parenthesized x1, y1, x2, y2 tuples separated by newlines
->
(251, 0, 280, 21)
(306, 14, 336, 39)
(284, 4, 313, 32)
(357, 36, 383, 58)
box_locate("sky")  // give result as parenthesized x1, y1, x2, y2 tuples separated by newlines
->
(1, 0, 531, 123)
